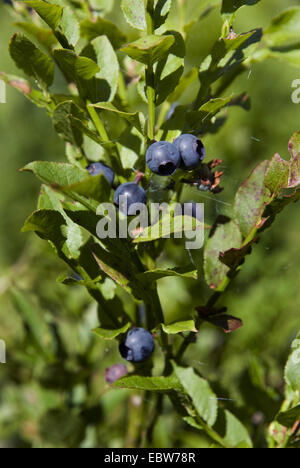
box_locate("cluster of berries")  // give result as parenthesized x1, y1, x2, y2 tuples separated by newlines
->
(87, 136, 205, 367)
(87, 134, 206, 216)
(146, 134, 205, 176)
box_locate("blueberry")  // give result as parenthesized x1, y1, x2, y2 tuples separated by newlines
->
(119, 328, 154, 363)
(105, 364, 127, 384)
(86, 162, 115, 186)
(114, 183, 147, 216)
(182, 202, 204, 222)
(146, 141, 181, 176)
(174, 134, 205, 170)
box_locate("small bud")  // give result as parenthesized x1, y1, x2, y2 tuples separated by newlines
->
(105, 364, 127, 384)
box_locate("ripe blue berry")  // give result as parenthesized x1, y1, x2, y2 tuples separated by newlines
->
(146, 141, 181, 176)
(174, 134, 205, 170)
(119, 328, 154, 363)
(105, 364, 127, 384)
(86, 162, 115, 186)
(114, 183, 147, 216)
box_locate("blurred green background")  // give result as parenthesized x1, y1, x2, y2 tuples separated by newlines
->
(0, 0, 299, 448)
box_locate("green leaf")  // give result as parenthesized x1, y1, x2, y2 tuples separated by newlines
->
(264, 153, 290, 195)
(199, 97, 232, 114)
(15, 21, 58, 52)
(155, 31, 185, 106)
(154, 0, 172, 30)
(9, 33, 54, 89)
(223, 410, 253, 448)
(289, 130, 300, 158)
(22, 161, 110, 203)
(22, 207, 83, 260)
(53, 100, 86, 146)
(113, 375, 183, 393)
(136, 266, 197, 281)
(121, 0, 172, 31)
(38, 185, 85, 259)
(80, 16, 126, 50)
(187, 96, 232, 130)
(22, 209, 67, 251)
(261, 188, 300, 232)
(92, 36, 119, 102)
(221, 0, 261, 15)
(234, 160, 271, 238)
(67, 115, 103, 146)
(204, 216, 242, 290)
(285, 333, 300, 392)
(60, 5, 80, 47)
(10, 286, 54, 360)
(288, 131, 300, 188)
(289, 156, 300, 189)
(116, 126, 145, 169)
(121, 34, 175, 66)
(182, 416, 203, 431)
(121, 0, 146, 31)
(93, 322, 131, 340)
(174, 365, 218, 427)
(38, 184, 64, 210)
(161, 320, 197, 334)
(91, 102, 145, 135)
(133, 214, 206, 243)
(196, 29, 261, 106)
(264, 7, 300, 47)
(276, 405, 300, 428)
(0, 72, 50, 108)
(91, 244, 150, 301)
(24, 0, 63, 31)
(53, 49, 99, 82)
(100, 277, 117, 300)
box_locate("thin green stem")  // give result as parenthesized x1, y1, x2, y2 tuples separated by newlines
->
(87, 101, 124, 175)
(144, 393, 163, 445)
(145, 0, 155, 36)
(146, 69, 155, 140)
(197, 417, 231, 448)
(87, 101, 110, 142)
(145, 0, 156, 140)
(118, 72, 129, 109)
